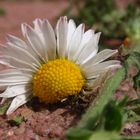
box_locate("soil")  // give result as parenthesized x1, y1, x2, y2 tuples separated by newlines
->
(0, 1, 76, 140)
(0, 1, 140, 140)
(0, 0, 67, 43)
(0, 66, 140, 140)
(0, 100, 82, 140)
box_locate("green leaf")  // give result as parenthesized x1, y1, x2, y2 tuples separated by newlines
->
(126, 52, 140, 69)
(126, 110, 140, 123)
(89, 131, 121, 140)
(125, 52, 140, 92)
(77, 68, 125, 129)
(0, 102, 10, 115)
(133, 72, 140, 91)
(124, 15, 140, 42)
(67, 129, 122, 140)
(122, 136, 140, 140)
(8, 116, 24, 126)
(67, 128, 93, 140)
(126, 99, 140, 114)
(104, 101, 123, 131)
(66, 68, 125, 139)
(0, 7, 6, 16)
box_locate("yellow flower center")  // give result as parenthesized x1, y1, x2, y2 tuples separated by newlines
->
(33, 59, 85, 103)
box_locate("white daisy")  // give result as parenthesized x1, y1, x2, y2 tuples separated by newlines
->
(0, 16, 120, 115)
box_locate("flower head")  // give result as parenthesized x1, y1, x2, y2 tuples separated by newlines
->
(0, 17, 120, 114)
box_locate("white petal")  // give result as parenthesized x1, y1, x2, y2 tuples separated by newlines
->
(72, 29, 94, 61)
(33, 19, 48, 61)
(33, 18, 42, 33)
(84, 60, 121, 79)
(0, 69, 22, 75)
(68, 24, 85, 61)
(6, 34, 39, 61)
(0, 75, 30, 82)
(56, 16, 68, 58)
(85, 71, 109, 90)
(0, 69, 31, 86)
(76, 32, 101, 65)
(81, 49, 118, 69)
(6, 34, 28, 49)
(67, 19, 76, 47)
(0, 85, 30, 98)
(0, 58, 12, 68)
(21, 23, 27, 37)
(0, 55, 37, 72)
(0, 69, 31, 78)
(41, 20, 56, 60)
(6, 93, 31, 115)
(84, 79, 97, 88)
(0, 81, 28, 86)
(21, 23, 46, 62)
(0, 98, 7, 104)
(80, 29, 95, 47)
(0, 44, 41, 67)
(17, 68, 37, 75)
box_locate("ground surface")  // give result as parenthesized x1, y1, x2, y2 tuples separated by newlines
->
(0, 1, 140, 140)
(0, 0, 67, 43)
(0, 1, 77, 140)
(0, 100, 81, 140)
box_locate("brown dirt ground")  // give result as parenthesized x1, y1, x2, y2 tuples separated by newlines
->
(0, 99, 83, 140)
(0, 1, 140, 140)
(0, 0, 67, 43)
(0, 1, 78, 140)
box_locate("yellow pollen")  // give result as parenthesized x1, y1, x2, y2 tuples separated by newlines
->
(33, 59, 85, 103)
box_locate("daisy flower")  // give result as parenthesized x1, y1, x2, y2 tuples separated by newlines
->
(0, 17, 120, 115)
